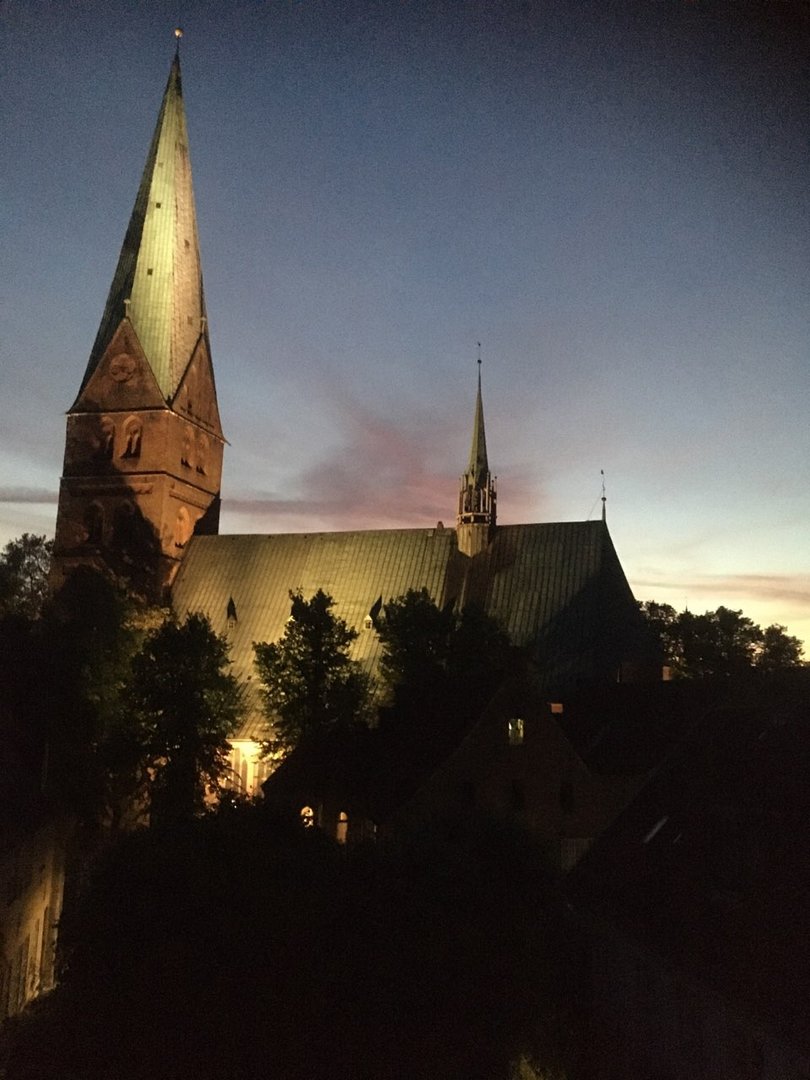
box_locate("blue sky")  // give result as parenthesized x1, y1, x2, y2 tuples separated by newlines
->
(2, 0, 808, 645)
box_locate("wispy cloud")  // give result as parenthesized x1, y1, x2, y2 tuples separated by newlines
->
(0, 487, 58, 505)
(223, 392, 543, 532)
(633, 572, 810, 609)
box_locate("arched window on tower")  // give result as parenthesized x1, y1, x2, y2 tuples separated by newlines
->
(83, 504, 104, 545)
(195, 432, 208, 475)
(336, 811, 349, 845)
(181, 430, 193, 469)
(121, 417, 142, 459)
(96, 417, 115, 461)
(174, 506, 191, 549)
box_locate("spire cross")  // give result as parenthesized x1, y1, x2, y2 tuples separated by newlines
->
(174, 26, 183, 57)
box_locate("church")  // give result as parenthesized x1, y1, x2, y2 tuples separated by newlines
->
(53, 52, 657, 804)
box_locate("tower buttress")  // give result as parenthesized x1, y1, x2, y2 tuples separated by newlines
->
(53, 50, 224, 600)
(457, 355, 496, 557)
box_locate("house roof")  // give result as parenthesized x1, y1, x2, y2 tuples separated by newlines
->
(171, 519, 652, 739)
(78, 55, 208, 404)
(567, 672, 810, 1048)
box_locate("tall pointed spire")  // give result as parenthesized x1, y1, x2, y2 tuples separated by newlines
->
(54, 47, 224, 600)
(457, 348, 496, 556)
(466, 351, 490, 488)
(80, 51, 207, 401)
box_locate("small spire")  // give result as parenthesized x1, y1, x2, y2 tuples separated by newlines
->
(457, 349, 496, 552)
(601, 469, 607, 522)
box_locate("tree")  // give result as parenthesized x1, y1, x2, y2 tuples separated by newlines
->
(678, 606, 763, 678)
(0, 533, 52, 620)
(254, 589, 371, 757)
(756, 623, 804, 672)
(2, 805, 572, 1080)
(125, 613, 241, 825)
(376, 588, 512, 729)
(377, 586, 455, 695)
(640, 601, 805, 678)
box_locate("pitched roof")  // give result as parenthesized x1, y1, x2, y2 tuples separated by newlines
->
(78, 55, 208, 403)
(567, 672, 810, 1046)
(171, 520, 650, 738)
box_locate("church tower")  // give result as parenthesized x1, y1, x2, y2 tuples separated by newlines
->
(53, 48, 224, 598)
(456, 357, 496, 557)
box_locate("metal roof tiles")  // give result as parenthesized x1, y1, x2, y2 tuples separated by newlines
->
(80, 56, 207, 403)
(171, 521, 639, 717)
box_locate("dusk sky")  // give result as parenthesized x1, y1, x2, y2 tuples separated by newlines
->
(2, 0, 808, 644)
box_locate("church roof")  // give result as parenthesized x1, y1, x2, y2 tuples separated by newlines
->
(171, 520, 648, 737)
(79, 54, 208, 403)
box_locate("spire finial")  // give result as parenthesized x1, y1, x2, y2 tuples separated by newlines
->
(601, 469, 607, 522)
(174, 26, 183, 57)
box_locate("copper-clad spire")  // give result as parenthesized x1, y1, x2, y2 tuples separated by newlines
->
(80, 51, 207, 402)
(466, 347, 490, 487)
(457, 347, 496, 554)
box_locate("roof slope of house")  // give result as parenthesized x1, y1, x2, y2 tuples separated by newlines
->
(567, 672, 810, 1050)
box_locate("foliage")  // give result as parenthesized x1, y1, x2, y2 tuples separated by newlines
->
(377, 586, 454, 692)
(639, 601, 804, 678)
(0, 533, 52, 620)
(757, 622, 805, 672)
(376, 587, 512, 722)
(0, 565, 150, 822)
(254, 589, 371, 757)
(2, 804, 575, 1080)
(125, 612, 241, 825)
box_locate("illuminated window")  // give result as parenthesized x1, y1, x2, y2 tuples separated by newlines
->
(550, 702, 564, 715)
(336, 811, 348, 845)
(508, 717, 524, 745)
(300, 806, 315, 828)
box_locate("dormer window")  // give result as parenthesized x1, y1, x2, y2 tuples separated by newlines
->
(508, 717, 524, 746)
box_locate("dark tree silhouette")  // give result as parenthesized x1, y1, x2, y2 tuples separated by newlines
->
(1, 804, 574, 1080)
(125, 613, 241, 825)
(254, 589, 371, 757)
(0, 533, 52, 620)
(376, 588, 512, 729)
(640, 601, 804, 678)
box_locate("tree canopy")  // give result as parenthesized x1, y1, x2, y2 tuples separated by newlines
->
(0, 533, 52, 620)
(376, 588, 513, 732)
(124, 612, 241, 825)
(639, 601, 804, 679)
(254, 589, 372, 758)
(2, 804, 572, 1080)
